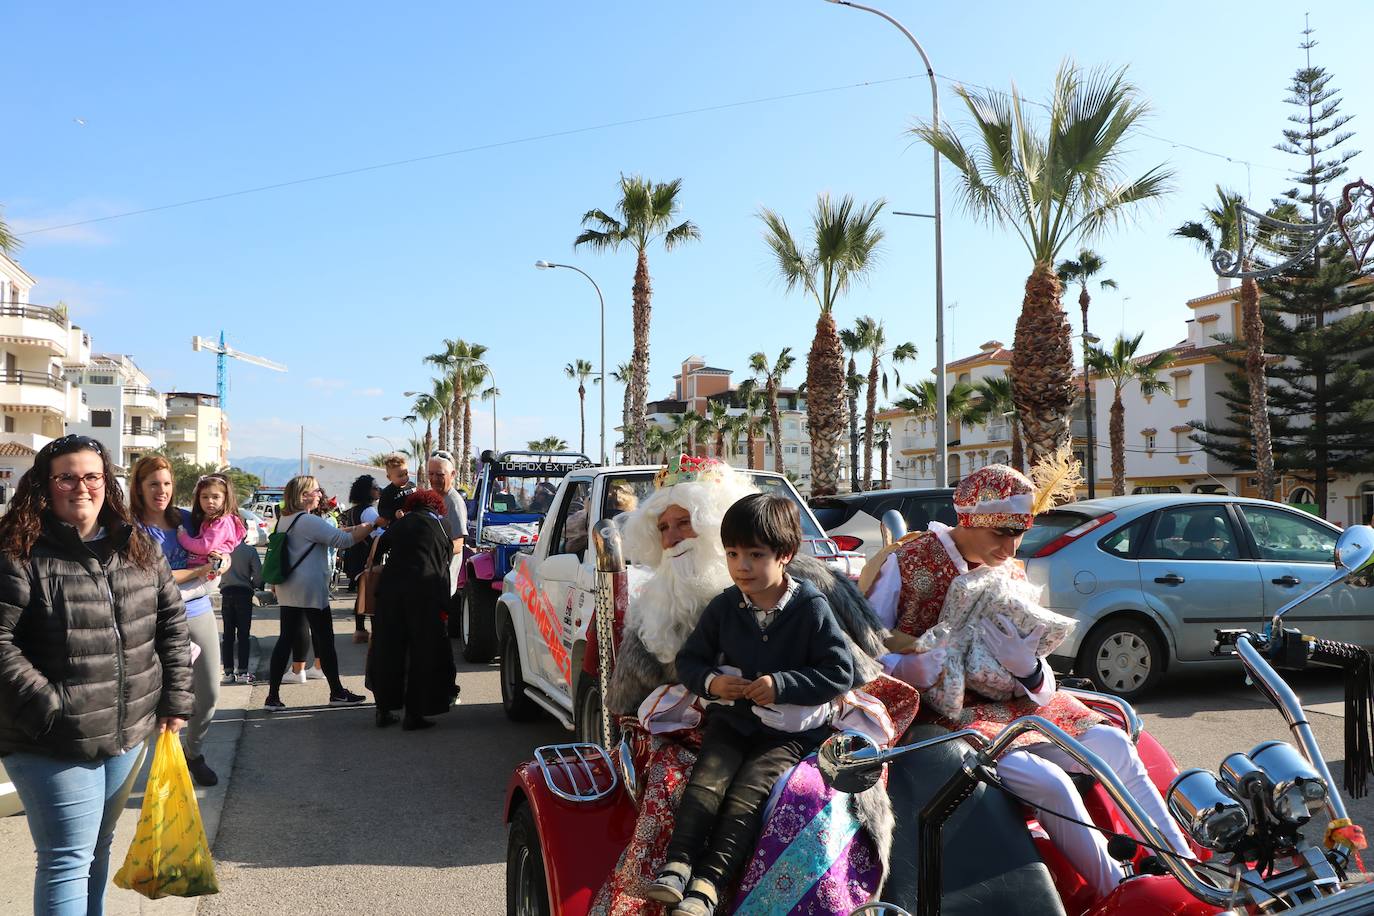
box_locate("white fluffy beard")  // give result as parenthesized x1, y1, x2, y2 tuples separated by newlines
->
(629, 536, 733, 664)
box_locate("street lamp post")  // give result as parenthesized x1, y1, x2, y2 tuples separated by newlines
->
(1082, 333, 1100, 498)
(535, 260, 606, 465)
(366, 434, 395, 452)
(826, 0, 947, 487)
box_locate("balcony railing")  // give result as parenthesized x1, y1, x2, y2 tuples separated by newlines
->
(0, 304, 67, 327)
(123, 423, 165, 435)
(122, 386, 160, 399)
(0, 370, 65, 390)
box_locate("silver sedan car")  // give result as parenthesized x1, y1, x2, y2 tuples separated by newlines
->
(1019, 494, 1372, 699)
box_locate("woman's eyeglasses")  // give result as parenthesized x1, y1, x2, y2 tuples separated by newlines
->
(51, 472, 106, 492)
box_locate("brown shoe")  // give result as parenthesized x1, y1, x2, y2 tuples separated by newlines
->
(353, 630, 370, 644)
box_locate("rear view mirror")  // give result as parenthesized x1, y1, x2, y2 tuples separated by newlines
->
(1336, 525, 1374, 587)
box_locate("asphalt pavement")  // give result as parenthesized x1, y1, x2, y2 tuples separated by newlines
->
(0, 600, 1369, 914)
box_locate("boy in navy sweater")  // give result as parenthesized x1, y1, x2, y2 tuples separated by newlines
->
(648, 494, 855, 916)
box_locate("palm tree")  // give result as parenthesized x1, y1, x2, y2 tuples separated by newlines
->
(749, 347, 795, 475)
(564, 358, 595, 455)
(875, 421, 892, 488)
(645, 424, 671, 464)
(965, 375, 1024, 472)
(735, 380, 767, 471)
(411, 392, 446, 487)
(759, 194, 886, 496)
(458, 357, 492, 486)
(528, 435, 570, 452)
(705, 400, 732, 459)
(575, 175, 700, 464)
(1087, 334, 1177, 496)
(840, 325, 867, 492)
(424, 339, 488, 457)
(1173, 186, 1275, 501)
(601, 361, 633, 455)
(896, 379, 979, 429)
(853, 315, 916, 490)
(913, 62, 1173, 466)
(0, 206, 18, 255)
(431, 376, 454, 457)
(670, 410, 705, 457)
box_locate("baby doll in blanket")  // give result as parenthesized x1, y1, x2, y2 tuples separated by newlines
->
(908, 563, 1076, 718)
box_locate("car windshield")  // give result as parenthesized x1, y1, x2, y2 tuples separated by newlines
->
(602, 471, 825, 541)
(808, 499, 851, 530)
(1015, 509, 1095, 558)
(482, 453, 595, 514)
(484, 477, 546, 514)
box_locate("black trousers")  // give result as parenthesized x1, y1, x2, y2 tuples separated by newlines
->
(665, 714, 814, 889)
(268, 606, 343, 696)
(220, 591, 254, 673)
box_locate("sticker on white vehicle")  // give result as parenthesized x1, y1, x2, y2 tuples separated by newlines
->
(512, 561, 572, 684)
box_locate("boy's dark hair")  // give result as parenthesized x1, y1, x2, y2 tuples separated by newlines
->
(720, 493, 802, 558)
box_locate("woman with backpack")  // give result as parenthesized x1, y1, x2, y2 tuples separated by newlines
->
(0, 435, 193, 915)
(341, 474, 381, 644)
(263, 475, 375, 713)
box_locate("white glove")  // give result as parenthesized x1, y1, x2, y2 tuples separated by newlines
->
(751, 701, 833, 733)
(891, 647, 948, 689)
(981, 614, 1046, 679)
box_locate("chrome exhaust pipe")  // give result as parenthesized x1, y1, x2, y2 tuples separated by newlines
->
(592, 519, 625, 751)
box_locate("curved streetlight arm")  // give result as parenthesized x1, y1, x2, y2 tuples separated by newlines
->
(535, 260, 607, 465)
(826, 0, 946, 487)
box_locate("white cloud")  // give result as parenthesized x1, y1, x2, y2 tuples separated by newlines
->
(9, 200, 128, 246)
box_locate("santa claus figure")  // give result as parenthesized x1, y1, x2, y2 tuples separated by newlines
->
(863, 463, 1192, 900)
(594, 456, 917, 915)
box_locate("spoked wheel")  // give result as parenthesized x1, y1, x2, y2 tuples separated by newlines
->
(506, 804, 550, 916)
(1079, 618, 1163, 700)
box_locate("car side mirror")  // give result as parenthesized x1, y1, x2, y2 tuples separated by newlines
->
(1336, 525, 1374, 587)
(541, 553, 581, 582)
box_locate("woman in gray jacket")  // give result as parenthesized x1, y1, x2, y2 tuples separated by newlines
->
(263, 475, 375, 712)
(0, 434, 193, 916)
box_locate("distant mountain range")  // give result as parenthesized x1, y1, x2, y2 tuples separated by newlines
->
(231, 456, 305, 487)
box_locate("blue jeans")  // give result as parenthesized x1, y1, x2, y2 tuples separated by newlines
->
(4, 743, 148, 916)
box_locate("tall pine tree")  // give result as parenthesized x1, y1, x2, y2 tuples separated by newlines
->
(1193, 23, 1374, 519)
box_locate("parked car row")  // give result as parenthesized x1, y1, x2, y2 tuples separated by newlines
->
(810, 488, 1371, 699)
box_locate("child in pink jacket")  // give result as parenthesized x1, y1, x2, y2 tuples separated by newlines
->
(179, 475, 247, 575)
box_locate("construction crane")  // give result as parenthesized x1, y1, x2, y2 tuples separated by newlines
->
(190, 331, 287, 409)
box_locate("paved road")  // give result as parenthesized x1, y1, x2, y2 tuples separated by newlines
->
(1, 600, 1369, 914)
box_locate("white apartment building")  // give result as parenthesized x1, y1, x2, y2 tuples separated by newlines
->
(881, 283, 1374, 526)
(644, 355, 850, 495)
(164, 391, 228, 468)
(67, 354, 167, 470)
(0, 252, 93, 499)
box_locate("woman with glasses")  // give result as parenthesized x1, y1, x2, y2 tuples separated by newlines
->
(0, 435, 193, 916)
(129, 455, 223, 788)
(263, 475, 375, 712)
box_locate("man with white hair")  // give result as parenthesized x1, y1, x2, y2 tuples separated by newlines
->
(425, 451, 467, 599)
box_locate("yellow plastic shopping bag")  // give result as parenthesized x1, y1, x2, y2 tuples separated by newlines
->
(113, 730, 219, 898)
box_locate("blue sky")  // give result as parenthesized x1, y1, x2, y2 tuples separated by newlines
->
(4, 1, 1371, 462)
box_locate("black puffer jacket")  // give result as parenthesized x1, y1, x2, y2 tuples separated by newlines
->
(0, 516, 194, 760)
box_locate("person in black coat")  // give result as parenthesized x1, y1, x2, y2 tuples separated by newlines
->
(0, 434, 192, 914)
(365, 488, 459, 730)
(649, 494, 855, 916)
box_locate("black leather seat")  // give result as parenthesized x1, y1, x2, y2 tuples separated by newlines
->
(881, 723, 1067, 915)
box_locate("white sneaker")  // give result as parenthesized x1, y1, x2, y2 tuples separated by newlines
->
(305, 667, 326, 681)
(281, 669, 308, 685)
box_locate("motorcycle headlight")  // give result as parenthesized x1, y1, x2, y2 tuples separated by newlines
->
(1167, 768, 1251, 852)
(1249, 741, 1328, 827)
